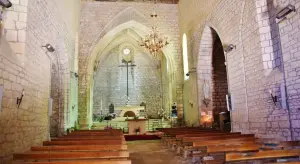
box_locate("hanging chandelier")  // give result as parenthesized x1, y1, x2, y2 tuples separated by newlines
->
(140, 5, 169, 57)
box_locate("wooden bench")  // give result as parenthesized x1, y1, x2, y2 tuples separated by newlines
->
(14, 151, 129, 161)
(198, 144, 260, 163)
(20, 160, 131, 164)
(51, 136, 124, 141)
(31, 145, 128, 151)
(178, 137, 258, 159)
(167, 133, 246, 151)
(43, 140, 125, 146)
(226, 149, 300, 163)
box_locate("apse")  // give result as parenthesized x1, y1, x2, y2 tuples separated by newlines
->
(92, 43, 162, 118)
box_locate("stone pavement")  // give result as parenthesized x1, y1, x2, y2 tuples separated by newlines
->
(128, 140, 190, 164)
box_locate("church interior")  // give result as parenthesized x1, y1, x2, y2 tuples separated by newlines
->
(1, 0, 300, 163)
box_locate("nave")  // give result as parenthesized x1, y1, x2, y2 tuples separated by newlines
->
(11, 128, 300, 164)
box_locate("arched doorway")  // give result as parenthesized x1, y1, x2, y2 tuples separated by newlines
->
(197, 26, 230, 130)
(212, 34, 230, 130)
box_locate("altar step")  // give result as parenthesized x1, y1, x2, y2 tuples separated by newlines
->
(92, 119, 171, 132)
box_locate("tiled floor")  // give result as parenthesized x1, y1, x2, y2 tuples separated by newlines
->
(128, 140, 190, 164)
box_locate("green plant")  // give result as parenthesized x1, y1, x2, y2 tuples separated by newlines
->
(133, 115, 139, 120)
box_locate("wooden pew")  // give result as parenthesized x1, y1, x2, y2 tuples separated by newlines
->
(176, 134, 256, 153)
(20, 160, 131, 164)
(177, 137, 258, 159)
(162, 131, 223, 145)
(226, 149, 300, 163)
(14, 151, 129, 161)
(167, 133, 245, 150)
(51, 136, 124, 141)
(31, 145, 128, 152)
(43, 140, 125, 146)
(199, 144, 260, 164)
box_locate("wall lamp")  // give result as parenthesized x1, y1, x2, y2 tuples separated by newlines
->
(0, 0, 12, 8)
(42, 44, 55, 52)
(276, 4, 296, 20)
(224, 44, 236, 53)
(269, 90, 278, 106)
(16, 89, 25, 108)
(186, 68, 196, 77)
(70, 71, 78, 78)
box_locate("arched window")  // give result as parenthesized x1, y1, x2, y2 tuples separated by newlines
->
(183, 33, 189, 80)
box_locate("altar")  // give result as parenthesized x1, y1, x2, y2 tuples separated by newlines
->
(127, 119, 148, 135)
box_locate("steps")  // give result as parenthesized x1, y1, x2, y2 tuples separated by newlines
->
(92, 118, 171, 132)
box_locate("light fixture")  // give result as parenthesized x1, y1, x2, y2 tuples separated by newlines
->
(269, 90, 278, 106)
(42, 44, 55, 52)
(224, 44, 236, 53)
(140, 0, 169, 58)
(186, 68, 196, 77)
(70, 71, 78, 78)
(276, 4, 296, 20)
(0, 0, 12, 8)
(17, 89, 25, 108)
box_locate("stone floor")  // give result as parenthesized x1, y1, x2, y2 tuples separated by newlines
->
(128, 140, 190, 164)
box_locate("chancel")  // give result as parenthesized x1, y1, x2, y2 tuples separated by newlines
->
(1, 0, 300, 164)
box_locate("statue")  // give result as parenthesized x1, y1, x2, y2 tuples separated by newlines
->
(109, 103, 114, 114)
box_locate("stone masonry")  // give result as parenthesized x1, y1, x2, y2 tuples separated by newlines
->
(79, 1, 181, 128)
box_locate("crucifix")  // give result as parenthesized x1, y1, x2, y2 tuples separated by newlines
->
(118, 59, 136, 105)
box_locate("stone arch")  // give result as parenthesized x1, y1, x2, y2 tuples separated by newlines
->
(90, 7, 149, 53)
(197, 25, 229, 128)
(80, 20, 176, 127)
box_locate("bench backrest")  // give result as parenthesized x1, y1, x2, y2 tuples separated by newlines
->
(193, 137, 257, 147)
(184, 134, 255, 143)
(226, 149, 300, 162)
(43, 140, 125, 146)
(14, 151, 129, 160)
(21, 160, 131, 164)
(31, 145, 128, 151)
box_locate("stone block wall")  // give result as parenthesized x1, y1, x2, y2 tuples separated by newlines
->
(274, 0, 300, 140)
(79, 1, 181, 127)
(93, 49, 162, 117)
(179, 0, 299, 139)
(0, 0, 80, 162)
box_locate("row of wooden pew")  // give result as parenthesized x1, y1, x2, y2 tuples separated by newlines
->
(13, 130, 131, 164)
(157, 128, 300, 163)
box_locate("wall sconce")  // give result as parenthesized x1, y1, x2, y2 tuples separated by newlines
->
(224, 44, 236, 53)
(0, 0, 12, 8)
(276, 4, 296, 20)
(16, 89, 25, 108)
(42, 44, 55, 52)
(269, 90, 278, 106)
(186, 68, 196, 77)
(70, 71, 78, 79)
(188, 100, 194, 108)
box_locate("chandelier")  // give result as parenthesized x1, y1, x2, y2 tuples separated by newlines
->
(140, 12, 169, 57)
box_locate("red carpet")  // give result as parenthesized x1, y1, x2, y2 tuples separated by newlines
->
(124, 135, 161, 141)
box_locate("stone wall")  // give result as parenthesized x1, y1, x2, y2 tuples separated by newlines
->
(179, 0, 298, 139)
(93, 49, 162, 117)
(79, 1, 181, 127)
(0, 0, 80, 162)
(274, 0, 300, 140)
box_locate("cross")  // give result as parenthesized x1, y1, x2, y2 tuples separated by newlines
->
(118, 59, 136, 105)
